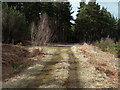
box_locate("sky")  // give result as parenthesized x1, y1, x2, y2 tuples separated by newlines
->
(69, 0, 119, 21)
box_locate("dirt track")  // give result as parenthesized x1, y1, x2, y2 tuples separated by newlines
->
(2, 44, 119, 88)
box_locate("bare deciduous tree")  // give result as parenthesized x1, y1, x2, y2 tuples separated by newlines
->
(30, 13, 56, 46)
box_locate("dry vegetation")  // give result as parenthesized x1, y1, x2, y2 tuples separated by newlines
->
(2, 44, 43, 82)
(72, 43, 119, 88)
(30, 13, 55, 46)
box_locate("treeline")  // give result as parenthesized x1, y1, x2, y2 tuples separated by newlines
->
(74, 1, 120, 43)
(2, 2, 73, 44)
(2, 1, 120, 44)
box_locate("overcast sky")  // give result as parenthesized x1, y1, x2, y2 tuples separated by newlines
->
(69, 0, 119, 20)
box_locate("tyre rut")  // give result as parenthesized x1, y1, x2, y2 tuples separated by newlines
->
(66, 50, 80, 88)
(26, 48, 61, 88)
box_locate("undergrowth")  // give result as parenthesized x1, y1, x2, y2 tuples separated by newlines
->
(94, 38, 120, 58)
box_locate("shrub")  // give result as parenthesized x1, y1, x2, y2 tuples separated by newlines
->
(94, 38, 113, 51)
(94, 38, 120, 58)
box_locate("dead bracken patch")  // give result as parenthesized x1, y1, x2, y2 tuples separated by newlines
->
(2, 44, 30, 65)
(76, 43, 118, 80)
(72, 43, 119, 88)
(2, 44, 43, 82)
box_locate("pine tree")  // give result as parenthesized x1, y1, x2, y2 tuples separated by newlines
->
(74, 1, 117, 43)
